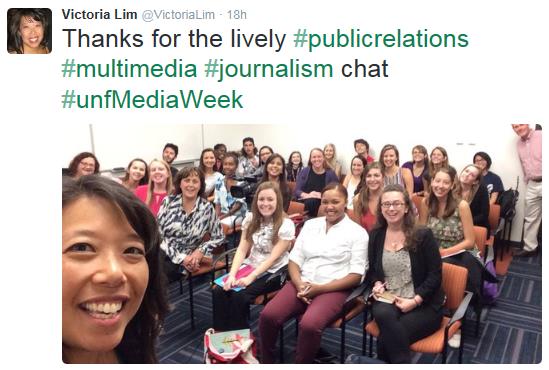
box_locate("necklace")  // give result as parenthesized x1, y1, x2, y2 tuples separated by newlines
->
(386, 230, 405, 251)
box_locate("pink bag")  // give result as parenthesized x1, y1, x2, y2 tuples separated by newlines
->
(204, 328, 259, 364)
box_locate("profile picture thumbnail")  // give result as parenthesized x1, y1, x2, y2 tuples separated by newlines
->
(7, 8, 52, 54)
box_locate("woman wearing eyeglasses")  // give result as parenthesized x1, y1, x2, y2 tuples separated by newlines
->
(368, 184, 444, 363)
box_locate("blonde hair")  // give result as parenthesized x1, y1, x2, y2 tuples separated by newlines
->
(324, 143, 338, 171)
(145, 159, 174, 206)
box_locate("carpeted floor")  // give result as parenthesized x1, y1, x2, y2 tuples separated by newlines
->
(157, 251, 542, 364)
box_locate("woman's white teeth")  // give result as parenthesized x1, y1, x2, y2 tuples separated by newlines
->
(84, 302, 122, 314)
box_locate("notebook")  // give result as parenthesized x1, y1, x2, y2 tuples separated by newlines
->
(374, 291, 397, 304)
(441, 249, 466, 258)
(214, 264, 255, 292)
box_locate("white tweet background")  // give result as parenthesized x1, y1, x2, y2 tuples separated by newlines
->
(0, 0, 547, 368)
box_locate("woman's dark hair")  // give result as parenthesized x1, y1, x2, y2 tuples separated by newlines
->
(349, 155, 368, 173)
(353, 162, 383, 219)
(258, 145, 274, 164)
(67, 152, 100, 177)
(122, 158, 149, 186)
(222, 151, 239, 175)
(62, 175, 168, 363)
(261, 154, 287, 184)
(412, 145, 429, 168)
(321, 182, 348, 204)
(473, 151, 492, 170)
(174, 166, 206, 198)
(379, 144, 401, 172)
(374, 184, 419, 251)
(260, 154, 290, 210)
(287, 151, 303, 168)
(7, 8, 51, 54)
(199, 148, 216, 173)
(214, 143, 227, 152)
(427, 166, 458, 218)
(240, 137, 258, 157)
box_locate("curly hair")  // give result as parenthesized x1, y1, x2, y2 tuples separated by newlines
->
(67, 152, 100, 177)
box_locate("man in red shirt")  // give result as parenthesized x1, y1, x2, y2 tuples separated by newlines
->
(354, 138, 374, 164)
(512, 124, 542, 257)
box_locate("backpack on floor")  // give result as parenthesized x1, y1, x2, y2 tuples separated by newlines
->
(496, 177, 519, 221)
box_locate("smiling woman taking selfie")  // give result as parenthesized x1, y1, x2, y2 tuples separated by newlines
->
(62, 175, 168, 363)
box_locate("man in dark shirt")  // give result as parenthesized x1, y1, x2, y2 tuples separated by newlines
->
(163, 143, 179, 181)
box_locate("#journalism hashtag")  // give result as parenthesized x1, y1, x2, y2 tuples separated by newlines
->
(62, 90, 76, 108)
(62, 59, 76, 78)
(293, 29, 308, 48)
(204, 59, 220, 78)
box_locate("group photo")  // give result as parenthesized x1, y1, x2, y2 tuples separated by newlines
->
(61, 123, 541, 364)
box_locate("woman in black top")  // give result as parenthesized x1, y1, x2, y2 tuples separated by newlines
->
(260, 153, 291, 211)
(294, 148, 339, 217)
(454, 164, 490, 235)
(368, 184, 444, 363)
(286, 151, 304, 182)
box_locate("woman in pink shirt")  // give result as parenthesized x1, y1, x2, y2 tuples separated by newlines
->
(353, 162, 384, 233)
(135, 159, 173, 216)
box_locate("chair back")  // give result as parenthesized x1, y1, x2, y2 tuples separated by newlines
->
(488, 204, 501, 232)
(288, 181, 296, 196)
(288, 201, 305, 215)
(411, 194, 423, 211)
(442, 262, 468, 311)
(473, 226, 488, 258)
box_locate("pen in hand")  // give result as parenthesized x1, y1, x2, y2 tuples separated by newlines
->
(369, 281, 387, 298)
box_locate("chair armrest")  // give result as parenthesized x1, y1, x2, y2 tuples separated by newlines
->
(345, 279, 370, 304)
(448, 290, 474, 327)
(211, 248, 237, 266)
(266, 265, 288, 284)
(232, 214, 245, 229)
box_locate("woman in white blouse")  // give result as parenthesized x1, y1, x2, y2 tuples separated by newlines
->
(212, 181, 295, 331)
(259, 182, 368, 363)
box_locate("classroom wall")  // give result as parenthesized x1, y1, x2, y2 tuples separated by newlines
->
(63, 123, 532, 242)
